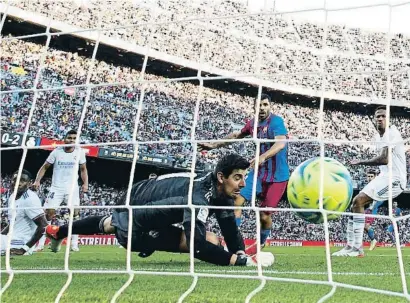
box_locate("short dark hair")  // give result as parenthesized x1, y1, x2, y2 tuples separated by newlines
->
(214, 154, 250, 178)
(65, 130, 77, 137)
(13, 169, 33, 180)
(375, 106, 386, 113)
(367, 169, 377, 175)
(254, 94, 272, 107)
(260, 94, 271, 103)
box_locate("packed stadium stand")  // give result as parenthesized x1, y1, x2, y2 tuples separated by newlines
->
(1, 0, 409, 247)
(2, 37, 409, 187)
(7, 0, 410, 103)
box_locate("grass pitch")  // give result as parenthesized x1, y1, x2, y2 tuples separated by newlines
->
(1, 246, 409, 303)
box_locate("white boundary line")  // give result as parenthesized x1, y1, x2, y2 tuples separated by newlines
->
(0, 267, 408, 277)
(1, 1, 409, 302)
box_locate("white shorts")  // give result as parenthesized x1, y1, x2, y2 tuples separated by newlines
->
(1, 235, 34, 255)
(43, 186, 80, 208)
(361, 175, 405, 201)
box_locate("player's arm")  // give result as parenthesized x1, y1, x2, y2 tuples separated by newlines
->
(182, 207, 238, 265)
(80, 163, 88, 193)
(183, 213, 273, 266)
(199, 131, 247, 150)
(198, 119, 252, 150)
(33, 162, 52, 190)
(33, 151, 56, 190)
(254, 135, 287, 166)
(215, 210, 245, 254)
(352, 147, 388, 166)
(25, 214, 47, 249)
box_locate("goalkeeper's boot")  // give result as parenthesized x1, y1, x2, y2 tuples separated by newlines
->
(45, 225, 63, 253)
(332, 246, 353, 256)
(369, 239, 378, 251)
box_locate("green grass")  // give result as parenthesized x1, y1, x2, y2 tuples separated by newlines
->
(1, 246, 409, 302)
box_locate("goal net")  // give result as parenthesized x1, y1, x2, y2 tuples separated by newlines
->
(1, 0, 410, 302)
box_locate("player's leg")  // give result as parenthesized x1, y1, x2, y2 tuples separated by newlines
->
(332, 193, 372, 257)
(245, 181, 287, 256)
(236, 170, 263, 255)
(365, 221, 377, 251)
(334, 176, 394, 257)
(234, 196, 246, 227)
(387, 224, 396, 245)
(70, 188, 81, 251)
(259, 181, 287, 244)
(345, 192, 372, 256)
(36, 188, 63, 251)
(1, 234, 8, 256)
(235, 169, 261, 228)
(371, 201, 384, 214)
(46, 215, 110, 252)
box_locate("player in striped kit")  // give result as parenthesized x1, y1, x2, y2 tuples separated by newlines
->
(33, 130, 89, 252)
(1, 170, 47, 256)
(199, 94, 289, 254)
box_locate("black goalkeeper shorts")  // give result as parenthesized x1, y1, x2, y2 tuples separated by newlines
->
(112, 209, 182, 254)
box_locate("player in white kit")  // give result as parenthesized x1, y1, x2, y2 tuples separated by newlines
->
(333, 106, 407, 257)
(33, 130, 89, 251)
(1, 170, 47, 256)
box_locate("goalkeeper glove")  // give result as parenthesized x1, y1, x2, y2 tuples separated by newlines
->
(234, 252, 274, 267)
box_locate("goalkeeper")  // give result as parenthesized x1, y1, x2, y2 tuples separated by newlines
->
(46, 154, 274, 267)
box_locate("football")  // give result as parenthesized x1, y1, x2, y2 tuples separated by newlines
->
(287, 157, 353, 223)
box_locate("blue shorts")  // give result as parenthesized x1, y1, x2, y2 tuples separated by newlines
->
(240, 169, 263, 202)
(372, 201, 384, 214)
(387, 224, 401, 233)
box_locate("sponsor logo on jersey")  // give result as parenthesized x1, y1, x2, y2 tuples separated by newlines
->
(57, 161, 76, 169)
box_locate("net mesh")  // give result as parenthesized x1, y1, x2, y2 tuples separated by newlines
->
(1, 0, 410, 302)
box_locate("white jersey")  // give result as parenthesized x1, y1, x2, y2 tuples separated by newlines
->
(374, 125, 407, 185)
(46, 147, 86, 191)
(7, 190, 43, 248)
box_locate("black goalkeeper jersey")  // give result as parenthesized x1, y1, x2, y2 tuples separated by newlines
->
(113, 172, 245, 266)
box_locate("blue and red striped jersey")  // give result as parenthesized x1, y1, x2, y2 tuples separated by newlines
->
(241, 113, 289, 183)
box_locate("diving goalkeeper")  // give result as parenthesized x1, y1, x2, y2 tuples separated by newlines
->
(46, 154, 274, 267)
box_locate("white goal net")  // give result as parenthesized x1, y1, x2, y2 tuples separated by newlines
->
(1, 0, 410, 302)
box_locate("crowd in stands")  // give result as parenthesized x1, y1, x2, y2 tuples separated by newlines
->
(2, 38, 409, 187)
(9, 0, 410, 103)
(2, 174, 408, 245)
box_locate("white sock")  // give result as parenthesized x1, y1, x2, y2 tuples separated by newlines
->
(37, 235, 47, 248)
(36, 220, 51, 248)
(71, 215, 80, 249)
(353, 214, 365, 250)
(346, 217, 354, 248)
(71, 234, 79, 248)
